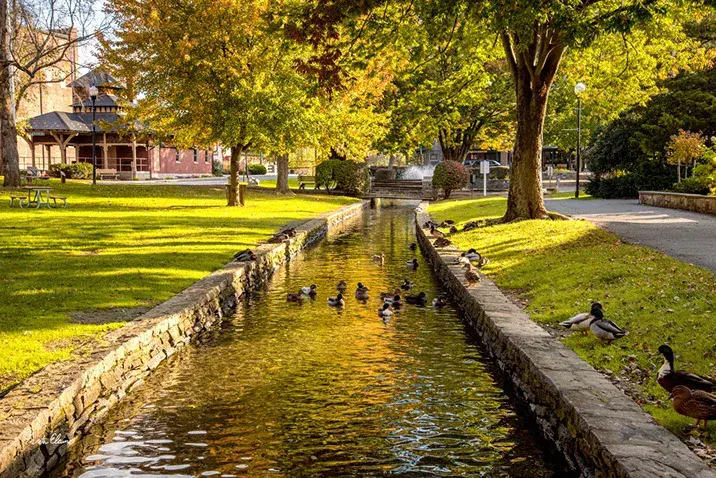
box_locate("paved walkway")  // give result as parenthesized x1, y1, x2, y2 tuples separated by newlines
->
(545, 198, 716, 274)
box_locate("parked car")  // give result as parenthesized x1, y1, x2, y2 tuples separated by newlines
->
(463, 159, 501, 168)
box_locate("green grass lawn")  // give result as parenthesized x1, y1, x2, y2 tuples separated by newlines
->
(0, 180, 357, 393)
(430, 197, 716, 442)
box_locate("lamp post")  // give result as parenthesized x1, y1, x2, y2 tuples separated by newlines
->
(574, 82, 586, 198)
(90, 85, 98, 185)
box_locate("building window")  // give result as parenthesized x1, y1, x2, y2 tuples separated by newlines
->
(193, 147, 198, 163)
(176, 148, 180, 163)
(205, 149, 209, 163)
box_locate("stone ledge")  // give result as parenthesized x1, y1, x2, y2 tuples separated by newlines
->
(0, 200, 367, 478)
(639, 191, 716, 215)
(415, 202, 716, 478)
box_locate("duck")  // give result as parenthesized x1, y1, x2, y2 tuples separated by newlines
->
(560, 302, 603, 334)
(405, 291, 428, 306)
(300, 284, 318, 297)
(406, 259, 419, 270)
(409, 242, 417, 251)
(424, 220, 440, 229)
(268, 233, 290, 244)
(378, 303, 394, 318)
(384, 295, 402, 308)
(439, 220, 455, 227)
(464, 263, 481, 286)
(372, 253, 385, 266)
(463, 221, 478, 232)
(355, 283, 370, 300)
(327, 293, 345, 307)
(336, 280, 348, 291)
(657, 345, 716, 393)
(463, 249, 490, 268)
(669, 385, 716, 428)
(233, 249, 257, 262)
(449, 226, 458, 233)
(287, 293, 304, 303)
(434, 237, 452, 248)
(432, 294, 448, 307)
(588, 308, 627, 344)
(430, 226, 445, 239)
(400, 279, 414, 290)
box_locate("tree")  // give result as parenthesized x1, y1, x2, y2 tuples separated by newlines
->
(432, 160, 469, 199)
(666, 130, 706, 182)
(1, 0, 104, 187)
(103, 0, 320, 204)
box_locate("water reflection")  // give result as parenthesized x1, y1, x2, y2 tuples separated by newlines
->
(53, 202, 559, 477)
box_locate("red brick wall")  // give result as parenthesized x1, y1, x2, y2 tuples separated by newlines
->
(158, 147, 211, 175)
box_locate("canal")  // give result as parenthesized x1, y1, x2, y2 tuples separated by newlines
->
(52, 203, 561, 477)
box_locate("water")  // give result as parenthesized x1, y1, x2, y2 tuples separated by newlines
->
(52, 203, 560, 477)
(400, 165, 435, 180)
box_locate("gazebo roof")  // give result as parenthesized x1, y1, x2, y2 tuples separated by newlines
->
(29, 111, 121, 133)
(71, 94, 120, 108)
(70, 70, 125, 90)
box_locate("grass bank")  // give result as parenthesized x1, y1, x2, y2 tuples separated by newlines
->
(0, 180, 357, 393)
(429, 197, 716, 442)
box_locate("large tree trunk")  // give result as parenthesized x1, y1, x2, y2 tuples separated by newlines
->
(501, 31, 565, 221)
(438, 126, 478, 164)
(1, 0, 20, 188)
(276, 153, 292, 195)
(227, 145, 242, 206)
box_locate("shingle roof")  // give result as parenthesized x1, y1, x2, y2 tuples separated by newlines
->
(28, 112, 121, 133)
(71, 94, 120, 108)
(69, 70, 124, 90)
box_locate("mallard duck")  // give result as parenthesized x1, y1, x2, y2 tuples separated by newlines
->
(406, 259, 419, 270)
(378, 303, 394, 318)
(287, 293, 304, 303)
(669, 385, 716, 428)
(405, 292, 428, 306)
(560, 302, 603, 334)
(588, 308, 627, 344)
(301, 284, 317, 297)
(463, 221, 478, 232)
(233, 249, 257, 262)
(380, 288, 402, 299)
(336, 280, 348, 291)
(439, 220, 455, 227)
(400, 279, 414, 290)
(409, 242, 417, 251)
(424, 220, 440, 229)
(327, 293, 344, 307)
(430, 226, 445, 239)
(449, 226, 458, 233)
(432, 294, 448, 307)
(384, 295, 402, 308)
(355, 283, 370, 300)
(464, 264, 480, 286)
(372, 253, 385, 266)
(462, 249, 490, 268)
(434, 237, 452, 248)
(268, 233, 290, 244)
(657, 345, 716, 393)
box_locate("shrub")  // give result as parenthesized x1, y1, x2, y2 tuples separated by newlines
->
(585, 168, 674, 199)
(672, 176, 711, 195)
(432, 160, 469, 199)
(316, 160, 369, 196)
(48, 163, 72, 178)
(69, 162, 94, 179)
(248, 164, 267, 175)
(316, 160, 339, 190)
(488, 166, 509, 180)
(212, 160, 224, 176)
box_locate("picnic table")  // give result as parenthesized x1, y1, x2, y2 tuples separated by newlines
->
(21, 186, 52, 209)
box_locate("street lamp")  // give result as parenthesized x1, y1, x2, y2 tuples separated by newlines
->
(89, 84, 98, 185)
(574, 82, 586, 198)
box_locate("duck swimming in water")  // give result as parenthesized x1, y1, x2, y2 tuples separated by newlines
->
(409, 242, 417, 251)
(336, 280, 348, 291)
(657, 344, 716, 393)
(373, 253, 385, 266)
(381, 288, 402, 300)
(301, 284, 318, 297)
(405, 291, 428, 306)
(355, 283, 370, 300)
(400, 279, 414, 290)
(378, 303, 394, 318)
(432, 294, 448, 307)
(327, 293, 345, 307)
(287, 293, 304, 303)
(406, 259, 419, 270)
(588, 308, 627, 344)
(560, 302, 603, 334)
(384, 295, 402, 308)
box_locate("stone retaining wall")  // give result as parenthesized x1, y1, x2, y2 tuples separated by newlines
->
(0, 201, 367, 478)
(639, 191, 716, 215)
(415, 202, 716, 478)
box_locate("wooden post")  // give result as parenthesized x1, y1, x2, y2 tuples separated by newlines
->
(239, 184, 246, 206)
(131, 136, 137, 180)
(102, 133, 108, 169)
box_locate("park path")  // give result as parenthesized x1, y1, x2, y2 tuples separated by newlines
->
(544, 198, 716, 274)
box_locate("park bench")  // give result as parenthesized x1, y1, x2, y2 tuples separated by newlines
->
(50, 195, 67, 208)
(97, 168, 118, 180)
(298, 175, 317, 190)
(9, 195, 26, 207)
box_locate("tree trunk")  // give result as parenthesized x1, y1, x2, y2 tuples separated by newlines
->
(438, 126, 478, 164)
(227, 145, 242, 206)
(677, 158, 681, 182)
(1, 0, 20, 187)
(276, 153, 292, 195)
